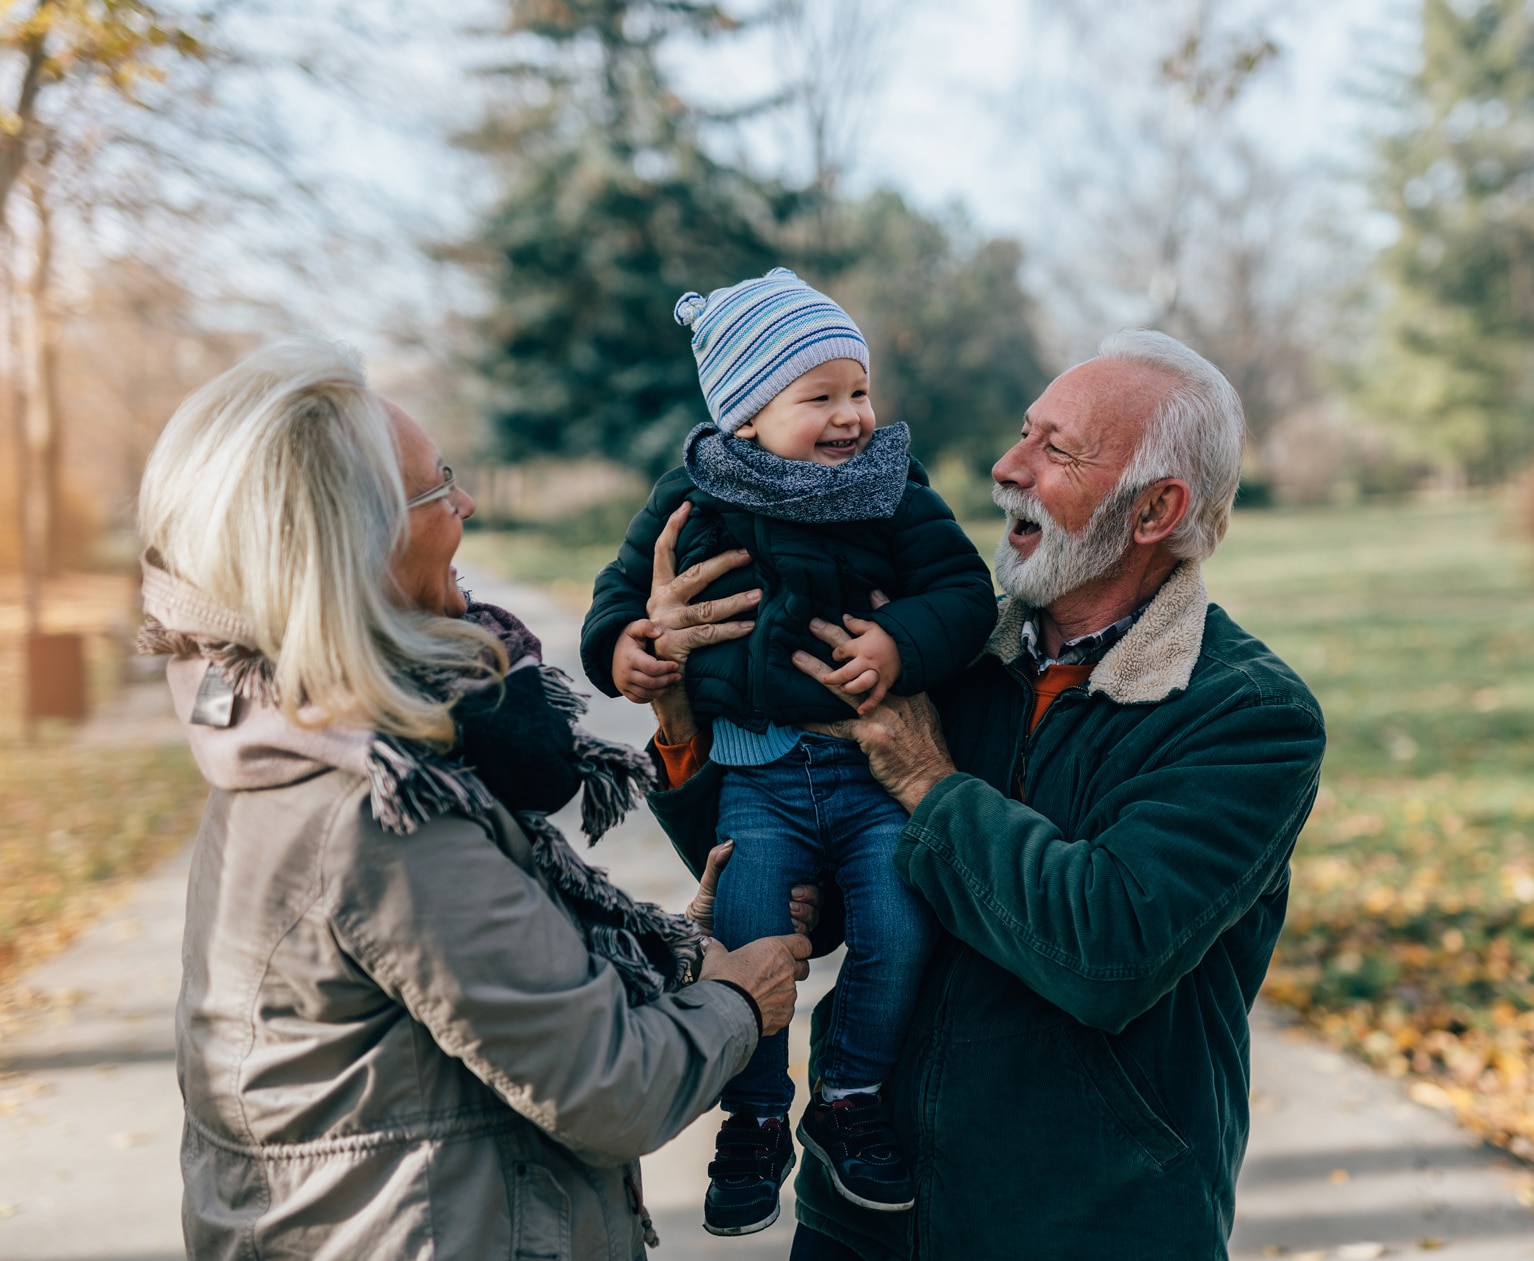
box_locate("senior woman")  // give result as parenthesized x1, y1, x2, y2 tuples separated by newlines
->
(135, 339, 811, 1260)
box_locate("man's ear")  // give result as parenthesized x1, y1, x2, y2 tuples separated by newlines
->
(1132, 479, 1191, 547)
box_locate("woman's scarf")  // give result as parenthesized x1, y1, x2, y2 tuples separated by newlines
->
(683, 421, 913, 522)
(137, 554, 703, 1006)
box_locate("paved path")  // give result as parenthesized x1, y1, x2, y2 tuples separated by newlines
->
(2, 574, 1531, 1260)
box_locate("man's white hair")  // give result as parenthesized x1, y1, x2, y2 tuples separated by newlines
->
(138, 337, 501, 746)
(1097, 329, 1246, 561)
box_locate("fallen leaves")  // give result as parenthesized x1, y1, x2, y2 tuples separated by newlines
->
(1265, 775, 1534, 1161)
(0, 739, 205, 1007)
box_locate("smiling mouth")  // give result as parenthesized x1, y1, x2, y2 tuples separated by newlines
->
(818, 438, 858, 454)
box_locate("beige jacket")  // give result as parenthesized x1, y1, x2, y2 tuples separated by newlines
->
(178, 767, 757, 1260)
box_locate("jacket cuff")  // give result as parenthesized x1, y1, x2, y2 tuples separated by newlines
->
(708, 980, 763, 1038)
(893, 771, 976, 881)
(654, 727, 712, 788)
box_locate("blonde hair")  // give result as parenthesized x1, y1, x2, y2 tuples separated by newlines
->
(138, 337, 503, 745)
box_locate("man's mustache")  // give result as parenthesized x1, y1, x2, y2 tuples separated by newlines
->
(992, 484, 1056, 531)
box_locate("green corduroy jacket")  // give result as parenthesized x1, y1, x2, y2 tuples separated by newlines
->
(648, 561, 1326, 1261)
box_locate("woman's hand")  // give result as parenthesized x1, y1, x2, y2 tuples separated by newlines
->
(645, 501, 760, 669)
(642, 501, 761, 743)
(793, 613, 957, 814)
(700, 932, 812, 1038)
(687, 841, 822, 937)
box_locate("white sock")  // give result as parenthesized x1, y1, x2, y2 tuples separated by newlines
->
(822, 1082, 881, 1102)
(755, 1113, 786, 1126)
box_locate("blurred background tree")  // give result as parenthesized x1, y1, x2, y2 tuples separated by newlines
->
(463, 0, 796, 477)
(1, 0, 206, 621)
(463, 0, 1050, 486)
(829, 191, 1048, 475)
(1356, 0, 1534, 483)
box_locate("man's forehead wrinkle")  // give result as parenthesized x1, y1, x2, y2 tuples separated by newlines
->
(1074, 359, 1177, 459)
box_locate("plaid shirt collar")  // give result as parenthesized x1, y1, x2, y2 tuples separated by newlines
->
(1016, 605, 1146, 674)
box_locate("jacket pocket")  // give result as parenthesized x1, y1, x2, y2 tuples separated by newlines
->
(511, 1161, 571, 1261)
(1067, 1029, 1190, 1171)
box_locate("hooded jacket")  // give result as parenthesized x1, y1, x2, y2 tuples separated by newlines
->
(648, 562, 1326, 1260)
(142, 577, 759, 1261)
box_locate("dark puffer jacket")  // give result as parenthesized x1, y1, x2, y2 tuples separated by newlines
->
(580, 461, 997, 730)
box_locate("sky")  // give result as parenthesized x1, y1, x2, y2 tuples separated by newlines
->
(667, 0, 1411, 245)
(202, 0, 1415, 361)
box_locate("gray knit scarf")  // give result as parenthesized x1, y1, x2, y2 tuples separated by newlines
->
(137, 563, 702, 1007)
(684, 421, 912, 522)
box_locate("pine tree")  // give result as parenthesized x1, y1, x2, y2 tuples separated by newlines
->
(1364, 0, 1534, 479)
(467, 0, 797, 475)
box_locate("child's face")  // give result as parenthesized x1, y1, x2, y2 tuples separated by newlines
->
(734, 358, 875, 466)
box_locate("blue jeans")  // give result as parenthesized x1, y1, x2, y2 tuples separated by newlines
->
(713, 733, 937, 1115)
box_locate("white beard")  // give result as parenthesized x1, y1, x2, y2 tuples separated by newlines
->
(991, 483, 1138, 609)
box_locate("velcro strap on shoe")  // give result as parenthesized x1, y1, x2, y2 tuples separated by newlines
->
(707, 1155, 778, 1180)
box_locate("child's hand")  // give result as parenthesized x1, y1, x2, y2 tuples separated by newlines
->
(820, 615, 902, 715)
(612, 619, 682, 703)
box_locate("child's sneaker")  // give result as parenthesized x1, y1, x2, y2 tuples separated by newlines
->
(796, 1086, 915, 1212)
(702, 1113, 796, 1236)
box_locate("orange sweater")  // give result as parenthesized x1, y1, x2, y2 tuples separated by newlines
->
(1029, 663, 1094, 734)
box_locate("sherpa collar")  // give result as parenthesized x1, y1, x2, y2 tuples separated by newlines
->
(986, 560, 1209, 706)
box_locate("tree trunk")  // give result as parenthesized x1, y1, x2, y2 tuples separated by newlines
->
(30, 180, 61, 573)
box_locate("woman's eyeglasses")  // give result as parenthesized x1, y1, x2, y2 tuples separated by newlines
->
(406, 466, 458, 512)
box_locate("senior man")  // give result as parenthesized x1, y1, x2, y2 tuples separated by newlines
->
(623, 329, 1325, 1260)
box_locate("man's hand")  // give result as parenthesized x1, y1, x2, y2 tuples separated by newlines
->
(819, 615, 902, 715)
(699, 932, 813, 1038)
(793, 614, 957, 814)
(687, 840, 822, 937)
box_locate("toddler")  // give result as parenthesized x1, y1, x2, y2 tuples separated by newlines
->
(580, 268, 997, 1237)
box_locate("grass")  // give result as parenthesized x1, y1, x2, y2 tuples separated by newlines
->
(0, 739, 207, 995)
(0, 571, 209, 1000)
(467, 495, 1534, 1159)
(1206, 498, 1534, 1160)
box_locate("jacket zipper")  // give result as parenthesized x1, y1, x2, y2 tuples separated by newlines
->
(1005, 663, 1036, 802)
(748, 515, 774, 724)
(1004, 661, 1092, 804)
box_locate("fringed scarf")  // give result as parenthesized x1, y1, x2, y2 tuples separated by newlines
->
(137, 555, 704, 1006)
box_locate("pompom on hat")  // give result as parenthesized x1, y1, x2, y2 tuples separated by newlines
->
(674, 267, 869, 434)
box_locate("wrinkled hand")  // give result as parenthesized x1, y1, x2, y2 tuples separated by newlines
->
(793, 611, 956, 813)
(818, 615, 902, 715)
(687, 841, 822, 937)
(646, 501, 760, 670)
(700, 932, 813, 1038)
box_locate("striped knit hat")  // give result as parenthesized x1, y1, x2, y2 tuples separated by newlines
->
(673, 267, 869, 435)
